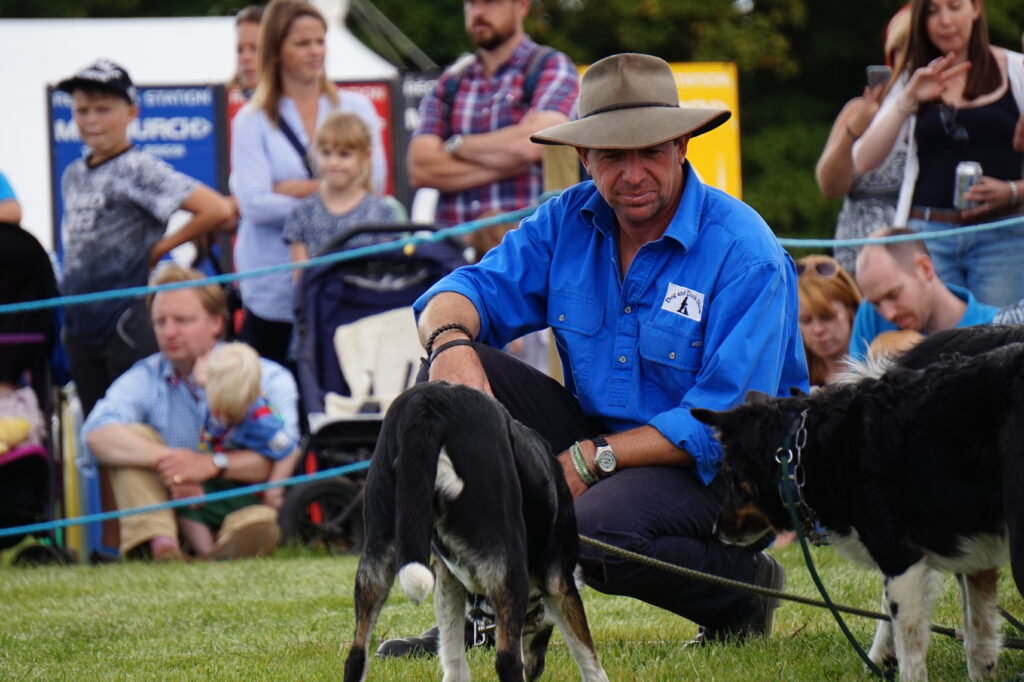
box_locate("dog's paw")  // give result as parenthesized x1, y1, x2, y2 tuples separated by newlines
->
(398, 563, 434, 604)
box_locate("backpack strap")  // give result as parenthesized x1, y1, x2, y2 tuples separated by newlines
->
(441, 45, 561, 116)
(519, 46, 558, 107)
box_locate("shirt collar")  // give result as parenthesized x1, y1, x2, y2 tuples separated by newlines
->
(579, 161, 706, 251)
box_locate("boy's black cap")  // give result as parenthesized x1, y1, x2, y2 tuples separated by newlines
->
(57, 59, 137, 104)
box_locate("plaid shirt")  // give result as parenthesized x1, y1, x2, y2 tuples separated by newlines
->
(414, 36, 579, 227)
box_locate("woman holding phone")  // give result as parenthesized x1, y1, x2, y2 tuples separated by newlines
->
(854, 0, 1024, 307)
(816, 5, 910, 274)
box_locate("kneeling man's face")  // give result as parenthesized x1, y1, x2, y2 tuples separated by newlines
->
(856, 249, 930, 332)
(582, 138, 687, 232)
(151, 289, 223, 371)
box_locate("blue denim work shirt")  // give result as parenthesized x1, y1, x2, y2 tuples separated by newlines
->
(414, 163, 809, 484)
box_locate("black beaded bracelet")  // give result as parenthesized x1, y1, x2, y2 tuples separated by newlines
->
(428, 338, 475, 365)
(425, 323, 474, 356)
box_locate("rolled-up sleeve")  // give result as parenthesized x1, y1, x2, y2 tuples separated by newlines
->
(413, 200, 558, 344)
(649, 260, 806, 484)
(259, 359, 299, 444)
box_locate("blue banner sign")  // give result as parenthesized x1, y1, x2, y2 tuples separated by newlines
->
(47, 84, 227, 258)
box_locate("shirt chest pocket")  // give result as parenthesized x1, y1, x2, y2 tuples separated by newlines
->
(547, 290, 603, 336)
(639, 322, 703, 372)
(548, 290, 603, 391)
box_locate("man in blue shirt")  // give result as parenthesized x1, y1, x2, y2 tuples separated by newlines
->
(381, 53, 808, 656)
(848, 227, 998, 361)
(83, 265, 299, 561)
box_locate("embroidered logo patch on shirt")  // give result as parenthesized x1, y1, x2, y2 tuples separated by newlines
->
(662, 283, 704, 322)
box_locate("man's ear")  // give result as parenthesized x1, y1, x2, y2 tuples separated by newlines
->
(915, 253, 935, 281)
(676, 134, 690, 162)
(576, 147, 591, 176)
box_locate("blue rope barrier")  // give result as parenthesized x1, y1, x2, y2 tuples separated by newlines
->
(0, 195, 560, 317)
(776, 212, 1024, 248)
(0, 459, 371, 539)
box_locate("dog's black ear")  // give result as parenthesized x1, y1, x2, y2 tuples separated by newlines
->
(691, 407, 721, 426)
(744, 390, 773, 404)
(789, 386, 806, 397)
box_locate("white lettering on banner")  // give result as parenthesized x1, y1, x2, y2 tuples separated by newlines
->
(142, 89, 212, 108)
(129, 117, 213, 141)
(403, 79, 435, 98)
(141, 143, 187, 159)
(674, 72, 732, 88)
(54, 118, 80, 142)
(679, 98, 729, 110)
(339, 84, 388, 101)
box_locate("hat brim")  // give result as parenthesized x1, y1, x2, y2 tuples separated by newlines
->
(531, 107, 730, 149)
(56, 76, 133, 103)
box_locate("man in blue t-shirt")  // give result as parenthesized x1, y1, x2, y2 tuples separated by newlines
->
(848, 227, 998, 361)
(378, 53, 809, 658)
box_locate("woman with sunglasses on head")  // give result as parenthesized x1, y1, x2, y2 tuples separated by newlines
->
(853, 0, 1024, 307)
(796, 255, 862, 387)
(816, 5, 911, 275)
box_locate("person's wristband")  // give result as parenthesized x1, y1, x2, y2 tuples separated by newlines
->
(428, 338, 474, 365)
(425, 323, 474, 356)
(570, 441, 598, 487)
(1009, 180, 1020, 207)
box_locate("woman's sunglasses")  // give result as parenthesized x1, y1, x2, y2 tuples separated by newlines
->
(796, 260, 839, 278)
(939, 105, 969, 148)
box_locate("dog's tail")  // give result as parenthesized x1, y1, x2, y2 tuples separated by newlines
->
(392, 388, 460, 605)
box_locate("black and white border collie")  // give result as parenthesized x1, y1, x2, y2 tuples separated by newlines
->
(693, 326, 1024, 682)
(343, 381, 608, 682)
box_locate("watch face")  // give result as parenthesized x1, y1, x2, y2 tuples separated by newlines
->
(595, 449, 617, 475)
(213, 453, 229, 469)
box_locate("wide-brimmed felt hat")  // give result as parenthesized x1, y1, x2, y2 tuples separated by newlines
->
(57, 58, 137, 104)
(531, 53, 730, 150)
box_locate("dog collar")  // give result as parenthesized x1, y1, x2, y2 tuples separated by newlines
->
(775, 409, 829, 546)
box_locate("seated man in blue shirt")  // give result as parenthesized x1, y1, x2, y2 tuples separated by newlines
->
(379, 53, 808, 656)
(83, 265, 300, 561)
(848, 227, 998, 361)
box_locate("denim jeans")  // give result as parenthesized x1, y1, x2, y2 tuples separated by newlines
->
(909, 216, 1024, 308)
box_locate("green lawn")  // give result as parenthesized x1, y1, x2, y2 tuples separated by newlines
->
(2, 543, 1023, 681)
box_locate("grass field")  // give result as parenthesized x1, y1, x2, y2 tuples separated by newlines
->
(2, 542, 1024, 681)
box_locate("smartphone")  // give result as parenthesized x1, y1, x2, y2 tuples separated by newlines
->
(866, 65, 892, 88)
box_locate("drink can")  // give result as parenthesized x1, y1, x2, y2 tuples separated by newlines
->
(953, 161, 983, 210)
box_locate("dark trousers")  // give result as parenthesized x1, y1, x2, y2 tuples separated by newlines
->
(440, 343, 767, 629)
(239, 307, 293, 368)
(64, 303, 157, 417)
(64, 301, 158, 552)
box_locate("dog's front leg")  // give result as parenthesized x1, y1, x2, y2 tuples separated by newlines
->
(962, 569, 1001, 680)
(887, 561, 937, 682)
(868, 578, 896, 672)
(435, 560, 471, 682)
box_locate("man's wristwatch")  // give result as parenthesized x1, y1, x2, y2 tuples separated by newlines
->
(444, 134, 464, 156)
(590, 437, 618, 478)
(211, 452, 229, 478)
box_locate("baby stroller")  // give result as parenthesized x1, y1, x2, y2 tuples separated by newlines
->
(0, 222, 73, 565)
(280, 223, 465, 551)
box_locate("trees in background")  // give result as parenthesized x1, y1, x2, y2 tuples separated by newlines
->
(3, 0, 1022, 240)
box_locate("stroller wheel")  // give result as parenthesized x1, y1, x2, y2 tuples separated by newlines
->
(12, 544, 76, 566)
(278, 478, 364, 553)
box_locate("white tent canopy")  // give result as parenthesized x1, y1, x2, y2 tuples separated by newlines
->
(0, 15, 397, 251)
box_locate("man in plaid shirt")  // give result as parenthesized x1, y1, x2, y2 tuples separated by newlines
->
(408, 0, 579, 227)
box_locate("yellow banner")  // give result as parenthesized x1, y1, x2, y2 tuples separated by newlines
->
(670, 62, 742, 198)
